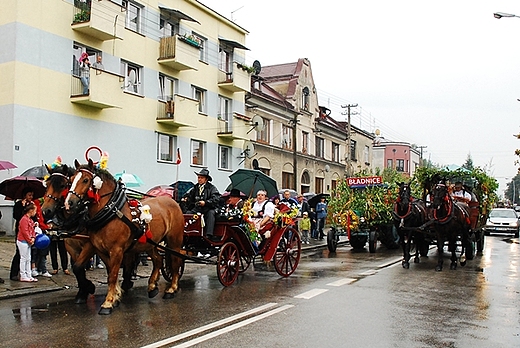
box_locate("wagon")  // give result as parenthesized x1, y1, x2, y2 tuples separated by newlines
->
(160, 212, 302, 286)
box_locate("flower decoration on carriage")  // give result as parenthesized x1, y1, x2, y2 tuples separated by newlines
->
(333, 210, 359, 231)
(92, 175, 103, 190)
(216, 205, 243, 221)
(241, 199, 260, 243)
(274, 204, 299, 227)
(51, 156, 62, 169)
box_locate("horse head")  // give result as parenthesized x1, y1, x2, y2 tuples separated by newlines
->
(397, 182, 412, 207)
(431, 182, 451, 211)
(41, 163, 74, 221)
(64, 159, 115, 215)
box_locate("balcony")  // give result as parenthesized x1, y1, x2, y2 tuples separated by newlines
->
(158, 35, 200, 71)
(71, 0, 124, 41)
(156, 94, 199, 127)
(70, 70, 121, 109)
(217, 113, 251, 140)
(218, 62, 251, 93)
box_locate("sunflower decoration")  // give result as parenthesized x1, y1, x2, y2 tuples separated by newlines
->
(334, 210, 359, 231)
(274, 204, 299, 227)
(241, 199, 259, 242)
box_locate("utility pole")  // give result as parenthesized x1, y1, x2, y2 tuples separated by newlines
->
(416, 145, 427, 166)
(341, 104, 358, 177)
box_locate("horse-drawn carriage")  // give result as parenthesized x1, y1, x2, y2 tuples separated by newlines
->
(41, 159, 301, 315)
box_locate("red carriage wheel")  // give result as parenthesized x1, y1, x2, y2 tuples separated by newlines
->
(217, 242, 240, 286)
(239, 254, 252, 273)
(161, 253, 185, 282)
(274, 227, 301, 277)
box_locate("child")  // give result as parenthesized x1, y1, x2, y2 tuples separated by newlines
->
(17, 203, 38, 282)
(299, 211, 311, 244)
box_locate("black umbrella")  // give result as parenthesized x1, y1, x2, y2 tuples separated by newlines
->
(308, 193, 330, 209)
(0, 176, 46, 200)
(20, 165, 48, 180)
(228, 168, 278, 198)
(169, 181, 195, 201)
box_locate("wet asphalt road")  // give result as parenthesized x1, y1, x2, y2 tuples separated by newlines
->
(0, 235, 518, 348)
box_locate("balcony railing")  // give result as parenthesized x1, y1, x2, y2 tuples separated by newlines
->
(70, 69, 121, 109)
(156, 94, 199, 127)
(71, 0, 124, 41)
(217, 113, 251, 140)
(218, 62, 251, 93)
(158, 35, 200, 71)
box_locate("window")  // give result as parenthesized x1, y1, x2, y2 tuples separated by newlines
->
(302, 131, 309, 154)
(256, 118, 270, 144)
(219, 45, 233, 73)
(282, 172, 294, 189)
(350, 140, 357, 161)
(302, 86, 310, 111)
(192, 86, 206, 113)
(332, 142, 340, 162)
(72, 43, 99, 76)
(192, 32, 206, 61)
(396, 159, 405, 172)
(157, 133, 175, 162)
(159, 17, 178, 37)
(331, 180, 337, 192)
(191, 140, 205, 166)
(123, 0, 141, 33)
(315, 177, 324, 193)
(387, 159, 393, 169)
(159, 74, 176, 101)
(121, 61, 142, 94)
(282, 125, 293, 150)
(219, 145, 231, 170)
(364, 145, 370, 164)
(315, 137, 324, 158)
(300, 171, 310, 194)
(218, 96, 231, 123)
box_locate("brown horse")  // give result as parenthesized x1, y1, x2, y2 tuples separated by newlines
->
(63, 159, 185, 314)
(393, 182, 429, 269)
(431, 183, 472, 271)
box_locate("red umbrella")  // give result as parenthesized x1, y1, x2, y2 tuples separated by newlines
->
(0, 176, 46, 200)
(0, 160, 17, 171)
(145, 185, 174, 198)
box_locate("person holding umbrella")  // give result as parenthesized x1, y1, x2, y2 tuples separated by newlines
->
(182, 169, 220, 240)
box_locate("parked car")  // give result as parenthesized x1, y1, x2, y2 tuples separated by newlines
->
(484, 208, 520, 237)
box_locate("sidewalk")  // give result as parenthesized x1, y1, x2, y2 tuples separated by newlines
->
(0, 232, 338, 300)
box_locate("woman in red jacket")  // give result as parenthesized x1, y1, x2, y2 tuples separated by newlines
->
(17, 203, 38, 282)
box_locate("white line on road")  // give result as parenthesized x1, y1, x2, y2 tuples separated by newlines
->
(327, 278, 357, 286)
(171, 305, 294, 348)
(359, 269, 377, 276)
(141, 302, 278, 348)
(294, 288, 328, 299)
(377, 257, 403, 268)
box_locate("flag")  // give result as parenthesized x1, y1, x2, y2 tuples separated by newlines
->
(176, 148, 181, 164)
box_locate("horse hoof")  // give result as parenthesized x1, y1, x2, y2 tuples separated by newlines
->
(122, 281, 134, 292)
(414, 257, 420, 264)
(435, 266, 442, 272)
(74, 295, 87, 304)
(450, 263, 457, 270)
(163, 292, 175, 300)
(98, 307, 112, 315)
(113, 300, 120, 308)
(148, 288, 159, 298)
(460, 260, 467, 267)
(87, 282, 96, 295)
(402, 261, 409, 269)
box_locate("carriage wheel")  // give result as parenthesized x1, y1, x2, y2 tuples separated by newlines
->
(217, 242, 240, 286)
(369, 231, 377, 253)
(274, 227, 301, 277)
(477, 233, 485, 252)
(239, 254, 252, 273)
(161, 254, 185, 282)
(327, 229, 338, 252)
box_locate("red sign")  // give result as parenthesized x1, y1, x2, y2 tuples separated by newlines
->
(347, 176, 383, 188)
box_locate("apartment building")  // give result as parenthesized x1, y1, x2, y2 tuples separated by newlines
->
(372, 138, 421, 176)
(0, 0, 252, 194)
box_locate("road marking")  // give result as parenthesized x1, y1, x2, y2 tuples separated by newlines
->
(327, 278, 356, 286)
(141, 302, 278, 348)
(171, 305, 294, 348)
(359, 269, 377, 276)
(377, 257, 402, 268)
(294, 288, 328, 299)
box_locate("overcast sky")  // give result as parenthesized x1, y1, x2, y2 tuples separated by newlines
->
(200, 0, 520, 195)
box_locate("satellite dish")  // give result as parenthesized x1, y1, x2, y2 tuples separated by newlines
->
(253, 60, 261, 75)
(252, 159, 259, 170)
(325, 164, 330, 172)
(248, 115, 264, 134)
(242, 141, 255, 159)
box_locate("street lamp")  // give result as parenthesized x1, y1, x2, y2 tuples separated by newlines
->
(494, 12, 520, 19)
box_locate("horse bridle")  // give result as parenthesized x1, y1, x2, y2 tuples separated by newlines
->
(45, 172, 69, 202)
(432, 184, 453, 223)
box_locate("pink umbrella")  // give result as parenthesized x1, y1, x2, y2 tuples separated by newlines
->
(0, 160, 17, 171)
(146, 185, 174, 198)
(79, 52, 89, 62)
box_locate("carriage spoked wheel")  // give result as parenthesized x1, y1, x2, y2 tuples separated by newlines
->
(368, 231, 377, 253)
(239, 254, 252, 273)
(217, 242, 240, 286)
(273, 227, 301, 277)
(161, 254, 185, 283)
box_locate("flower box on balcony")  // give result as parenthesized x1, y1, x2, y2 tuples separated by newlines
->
(179, 35, 202, 49)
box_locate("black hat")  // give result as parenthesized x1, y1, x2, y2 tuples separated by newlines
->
(194, 168, 212, 181)
(229, 188, 242, 197)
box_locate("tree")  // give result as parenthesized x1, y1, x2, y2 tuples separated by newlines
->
(462, 153, 474, 171)
(505, 174, 520, 205)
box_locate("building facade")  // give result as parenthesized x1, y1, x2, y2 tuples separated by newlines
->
(372, 139, 421, 176)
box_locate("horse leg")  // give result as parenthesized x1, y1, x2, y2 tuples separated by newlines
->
(99, 248, 124, 315)
(435, 233, 444, 271)
(147, 248, 161, 299)
(400, 229, 410, 269)
(67, 240, 96, 304)
(121, 253, 136, 292)
(449, 235, 458, 270)
(163, 253, 182, 299)
(412, 232, 421, 264)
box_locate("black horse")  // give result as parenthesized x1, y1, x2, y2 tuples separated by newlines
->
(393, 182, 429, 269)
(430, 183, 471, 271)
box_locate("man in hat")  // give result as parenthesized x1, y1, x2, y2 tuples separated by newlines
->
(225, 188, 244, 210)
(182, 169, 221, 239)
